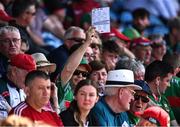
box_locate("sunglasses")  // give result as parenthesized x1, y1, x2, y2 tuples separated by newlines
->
(134, 94, 149, 103)
(73, 70, 89, 77)
(68, 38, 85, 43)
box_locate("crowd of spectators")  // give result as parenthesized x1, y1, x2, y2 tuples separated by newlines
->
(0, 0, 180, 126)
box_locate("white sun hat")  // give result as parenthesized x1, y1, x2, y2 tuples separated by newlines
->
(106, 69, 142, 90)
(32, 53, 56, 73)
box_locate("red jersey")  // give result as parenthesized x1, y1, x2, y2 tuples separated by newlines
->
(9, 101, 63, 126)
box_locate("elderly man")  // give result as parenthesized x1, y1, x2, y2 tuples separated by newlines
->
(90, 69, 142, 126)
(9, 70, 63, 126)
(48, 26, 86, 81)
(131, 37, 152, 66)
(0, 26, 21, 77)
(0, 54, 36, 119)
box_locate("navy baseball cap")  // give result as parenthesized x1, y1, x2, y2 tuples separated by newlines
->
(134, 80, 151, 95)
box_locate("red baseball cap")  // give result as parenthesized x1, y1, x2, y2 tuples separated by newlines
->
(10, 54, 36, 72)
(102, 27, 130, 42)
(135, 106, 170, 127)
(0, 9, 13, 22)
(132, 37, 151, 47)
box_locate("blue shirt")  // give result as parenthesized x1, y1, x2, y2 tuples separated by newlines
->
(90, 97, 130, 127)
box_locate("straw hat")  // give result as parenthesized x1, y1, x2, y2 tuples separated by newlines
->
(31, 53, 56, 73)
(106, 69, 142, 90)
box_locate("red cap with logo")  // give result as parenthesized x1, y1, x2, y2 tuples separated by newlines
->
(131, 37, 151, 47)
(10, 54, 36, 72)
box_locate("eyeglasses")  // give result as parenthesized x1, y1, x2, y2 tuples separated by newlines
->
(0, 38, 21, 44)
(134, 94, 149, 103)
(127, 88, 136, 96)
(68, 38, 85, 43)
(73, 70, 89, 77)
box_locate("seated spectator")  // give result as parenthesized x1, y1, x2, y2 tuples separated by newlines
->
(56, 27, 96, 112)
(32, 52, 60, 113)
(0, 54, 36, 119)
(9, 70, 63, 126)
(149, 34, 166, 62)
(48, 26, 86, 81)
(10, 0, 48, 55)
(130, 37, 152, 66)
(115, 58, 145, 80)
(136, 106, 170, 127)
(60, 79, 99, 126)
(101, 40, 121, 71)
(89, 60, 107, 96)
(90, 69, 142, 126)
(145, 60, 178, 126)
(163, 53, 180, 124)
(127, 80, 151, 126)
(0, 26, 21, 77)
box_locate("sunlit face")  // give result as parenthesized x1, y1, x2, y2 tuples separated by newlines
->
(0, 31, 21, 58)
(118, 87, 135, 111)
(159, 73, 173, 94)
(135, 46, 152, 65)
(102, 51, 119, 71)
(84, 46, 94, 63)
(135, 71, 145, 80)
(152, 45, 166, 60)
(26, 77, 51, 109)
(90, 43, 101, 61)
(130, 91, 149, 112)
(75, 85, 98, 112)
(90, 68, 107, 85)
(71, 66, 89, 86)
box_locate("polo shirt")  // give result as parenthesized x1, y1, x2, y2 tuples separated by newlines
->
(9, 101, 63, 126)
(90, 97, 130, 127)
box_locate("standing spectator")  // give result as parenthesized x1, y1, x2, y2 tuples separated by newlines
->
(145, 60, 179, 126)
(9, 70, 63, 126)
(60, 79, 99, 126)
(0, 54, 36, 119)
(127, 80, 151, 126)
(130, 37, 152, 66)
(90, 69, 142, 126)
(48, 26, 86, 81)
(0, 26, 21, 77)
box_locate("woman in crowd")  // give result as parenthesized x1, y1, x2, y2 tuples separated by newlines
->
(60, 79, 99, 126)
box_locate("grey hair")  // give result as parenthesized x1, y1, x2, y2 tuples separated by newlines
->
(116, 58, 145, 76)
(64, 26, 84, 40)
(0, 26, 20, 37)
(105, 87, 119, 96)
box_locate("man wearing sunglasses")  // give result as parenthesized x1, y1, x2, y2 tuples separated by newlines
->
(127, 80, 151, 126)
